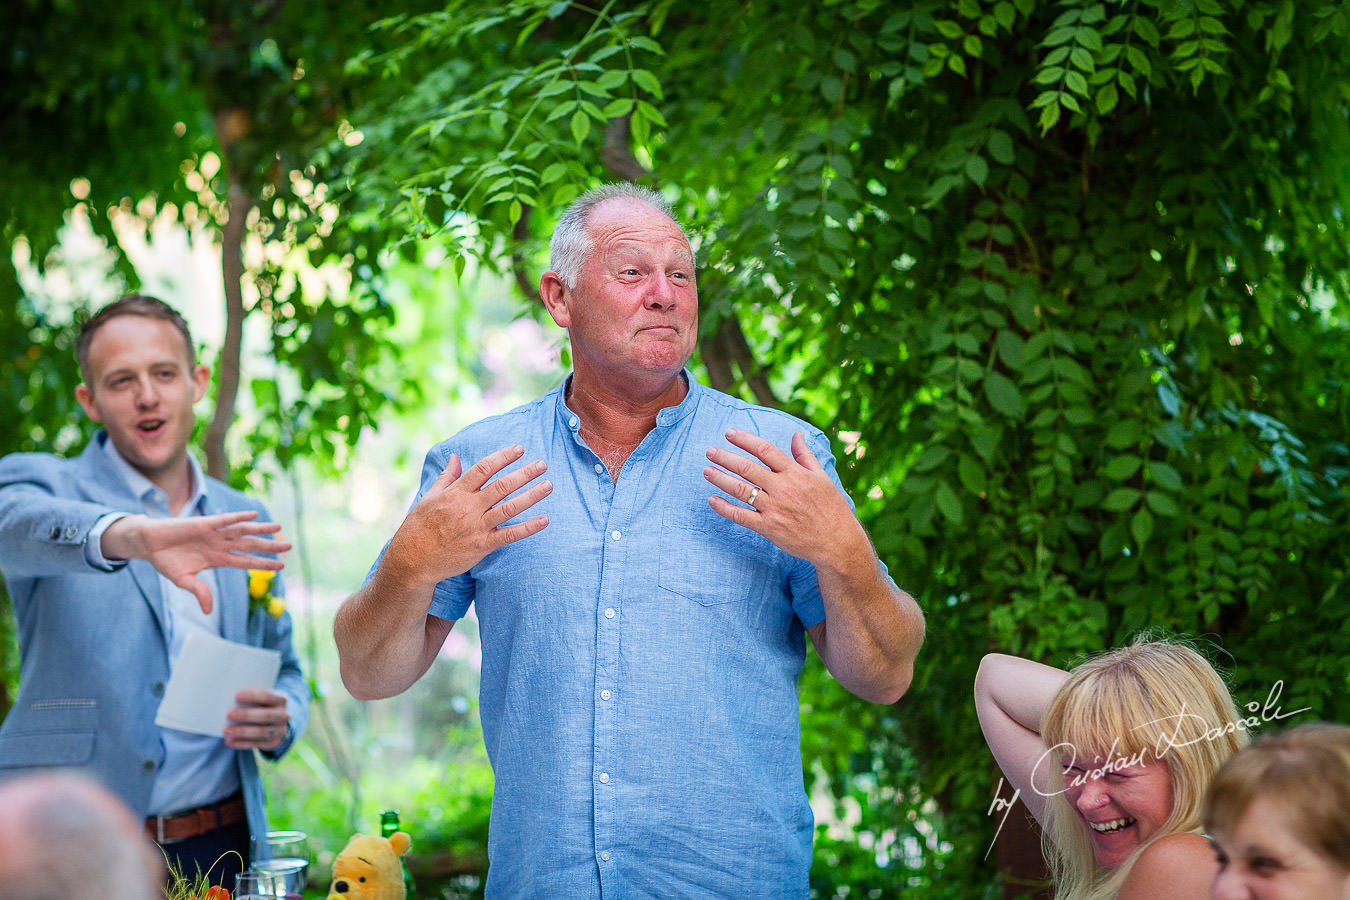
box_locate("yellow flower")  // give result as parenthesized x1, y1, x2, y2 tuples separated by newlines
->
(266, 595, 286, 619)
(247, 569, 277, 600)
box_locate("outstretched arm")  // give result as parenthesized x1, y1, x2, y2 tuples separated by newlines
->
(335, 444, 552, 701)
(706, 429, 924, 704)
(973, 653, 1070, 827)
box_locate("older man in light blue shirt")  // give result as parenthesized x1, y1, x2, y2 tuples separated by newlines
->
(337, 183, 925, 899)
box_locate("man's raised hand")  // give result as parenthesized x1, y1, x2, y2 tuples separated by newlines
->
(101, 511, 291, 615)
(379, 445, 552, 591)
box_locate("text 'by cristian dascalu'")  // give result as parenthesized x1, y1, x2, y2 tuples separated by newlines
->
(982, 680, 1311, 858)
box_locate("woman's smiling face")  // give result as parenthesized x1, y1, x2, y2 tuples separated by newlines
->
(1060, 747, 1176, 869)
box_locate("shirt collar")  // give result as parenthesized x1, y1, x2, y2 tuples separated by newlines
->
(557, 369, 701, 433)
(98, 430, 208, 514)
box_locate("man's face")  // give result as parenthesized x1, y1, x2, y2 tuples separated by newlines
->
(75, 314, 209, 484)
(553, 198, 698, 387)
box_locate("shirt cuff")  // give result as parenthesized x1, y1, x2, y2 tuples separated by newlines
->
(84, 512, 131, 571)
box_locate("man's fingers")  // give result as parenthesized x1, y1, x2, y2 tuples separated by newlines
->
(432, 453, 464, 490)
(706, 444, 773, 485)
(486, 460, 548, 503)
(492, 480, 554, 525)
(703, 466, 760, 507)
(490, 515, 550, 548)
(183, 576, 214, 615)
(459, 445, 528, 493)
(725, 428, 794, 472)
(219, 552, 289, 571)
(790, 431, 825, 472)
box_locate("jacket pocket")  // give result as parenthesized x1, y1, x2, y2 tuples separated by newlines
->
(0, 698, 98, 767)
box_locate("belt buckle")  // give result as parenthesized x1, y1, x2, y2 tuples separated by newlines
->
(154, 814, 170, 844)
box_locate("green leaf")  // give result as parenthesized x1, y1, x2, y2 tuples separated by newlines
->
(1097, 81, 1119, 114)
(935, 480, 965, 524)
(1130, 507, 1154, 545)
(965, 154, 989, 185)
(1149, 462, 1183, 491)
(1105, 419, 1141, 448)
(1102, 488, 1141, 511)
(987, 129, 1015, 164)
(1146, 491, 1181, 517)
(1104, 455, 1142, 480)
(958, 453, 987, 494)
(995, 330, 1025, 369)
(983, 371, 1024, 418)
(570, 109, 591, 144)
(631, 69, 664, 98)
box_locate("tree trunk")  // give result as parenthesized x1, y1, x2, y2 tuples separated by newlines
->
(203, 171, 252, 482)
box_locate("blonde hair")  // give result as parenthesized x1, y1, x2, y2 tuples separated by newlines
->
(1040, 637, 1246, 900)
(1203, 722, 1350, 867)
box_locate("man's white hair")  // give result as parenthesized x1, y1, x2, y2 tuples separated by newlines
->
(549, 183, 687, 289)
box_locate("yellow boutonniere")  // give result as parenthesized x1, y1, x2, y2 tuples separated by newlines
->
(247, 569, 284, 618)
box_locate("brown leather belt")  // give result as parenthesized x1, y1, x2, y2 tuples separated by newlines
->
(145, 791, 247, 844)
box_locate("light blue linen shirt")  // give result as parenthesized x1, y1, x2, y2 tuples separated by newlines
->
(392, 373, 882, 899)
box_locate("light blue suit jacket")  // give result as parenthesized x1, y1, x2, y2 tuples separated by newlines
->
(0, 432, 310, 842)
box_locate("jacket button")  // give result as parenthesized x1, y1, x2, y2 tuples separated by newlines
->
(49, 527, 60, 540)
(152, 682, 165, 697)
(141, 759, 156, 773)
(63, 526, 79, 540)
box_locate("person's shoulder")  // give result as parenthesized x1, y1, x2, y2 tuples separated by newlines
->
(693, 381, 825, 441)
(0, 449, 83, 483)
(434, 390, 560, 451)
(1118, 832, 1217, 899)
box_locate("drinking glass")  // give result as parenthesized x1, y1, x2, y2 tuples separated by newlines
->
(254, 830, 309, 898)
(235, 869, 283, 900)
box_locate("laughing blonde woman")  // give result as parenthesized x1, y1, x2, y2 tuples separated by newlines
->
(975, 638, 1246, 900)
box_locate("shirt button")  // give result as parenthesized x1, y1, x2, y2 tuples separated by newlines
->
(599, 772, 609, 784)
(604, 608, 615, 619)
(152, 681, 165, 697)
(141, 759, 156, 774)
(594, 463, 604, 474)
(611, 530, 621, 540)
(569, 416, 579, 428)
(63, 526, 79, 540)
(601, 689, 611, 701)
(601, 850, 611, 862)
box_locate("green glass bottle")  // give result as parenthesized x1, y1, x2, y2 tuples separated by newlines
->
(380, 809, 417, 900)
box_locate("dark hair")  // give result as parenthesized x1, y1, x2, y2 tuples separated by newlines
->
(76, 295, 195, 382)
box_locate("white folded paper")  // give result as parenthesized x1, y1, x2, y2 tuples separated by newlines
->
(154, 630, 282, 736)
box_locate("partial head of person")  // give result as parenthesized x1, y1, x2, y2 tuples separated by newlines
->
(0, 772, 165, 900)
(1040, 637, 1246, 899)
(73, 295, 210, 484)
(539, 183, 698, 393)
(1204, 722, 1350, 900)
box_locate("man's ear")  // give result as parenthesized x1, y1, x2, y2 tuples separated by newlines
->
(190, 364, 211, 403)
(75, 384, 103, 422)
(539, 271, 571, 328)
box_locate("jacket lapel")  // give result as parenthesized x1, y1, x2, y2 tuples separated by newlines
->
(202, 484, 250, 643)
(76, 435, 171, 642)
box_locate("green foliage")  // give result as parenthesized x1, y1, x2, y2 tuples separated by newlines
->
(339, 0, 1350, 894)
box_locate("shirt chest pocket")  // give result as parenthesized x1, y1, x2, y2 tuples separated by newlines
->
(658, 507, 781, 606)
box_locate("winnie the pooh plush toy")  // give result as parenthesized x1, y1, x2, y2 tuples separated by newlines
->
(326, 831, 412, 900)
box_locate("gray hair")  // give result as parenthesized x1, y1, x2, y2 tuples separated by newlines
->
(549, 183, 687, 289)
(0, 774, 162, 900)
